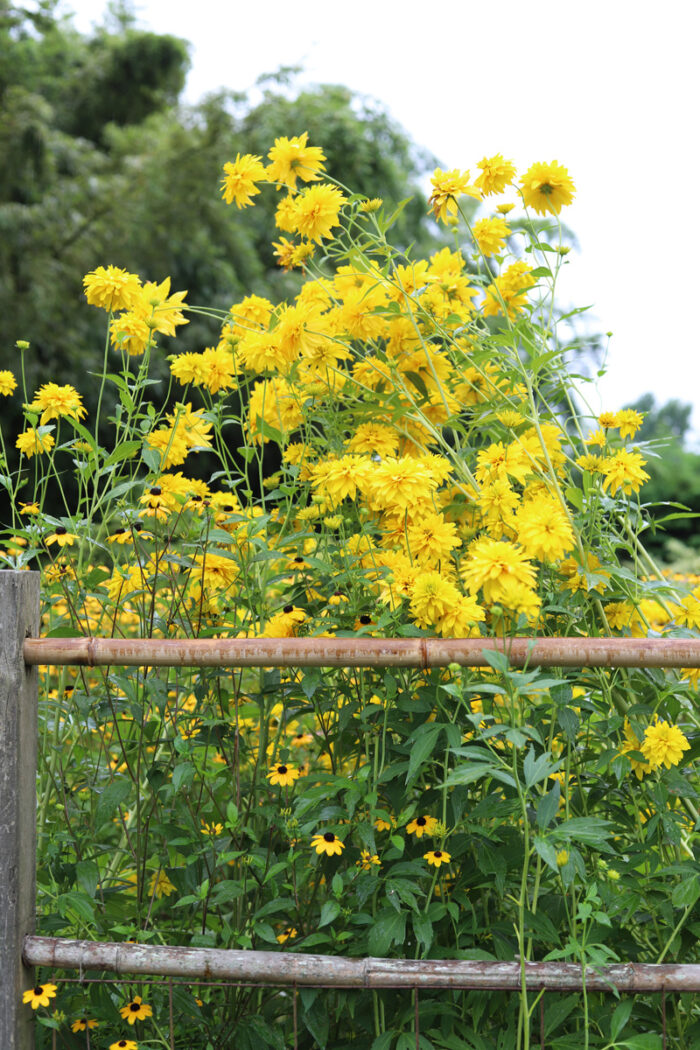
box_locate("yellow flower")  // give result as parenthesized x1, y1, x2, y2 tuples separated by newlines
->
(201, 821, 224, 836)
(406, 815, 439, 838)
(83, 265, 141, 311)
(120, 996, 153, 1024)
(374, 817, 394, 832)
(356, 849, 381, 870)
(641, 719, 691, 771)
(520, 160, 576, 215)
(267, 763, 301, 787)
(556, 850, 569, 867)
(0, 369, 17, 396)
(220, 153, 267, 208)
(461, 537, 536, 605)
(424, 849, 451, 868)
(359, 197, 383, 212)
(267, 132, 326, 190)
(71, 1018, 99, 1032)
(19, 501, 40, 514)
(471, 216, 510, 256)
(311, 831, 345, 856)
(618, 720, 652, 780)
(515, 498, 575, 562)
(599, 449, 650, 496)
(474, 154, 517, 195)
(109, 1041, 139, 1050)
(290, 183, 347, 243)
(23, 983, 58, 1009)
(428, 167, 481, 222)
(148, 869, 176, 899)
(26, 382, 86, 425)
(45, 526, 78, 548)
(482, 261, 535, 318)
(276, 926, 298, 943)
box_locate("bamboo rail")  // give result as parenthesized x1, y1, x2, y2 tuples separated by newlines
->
(22, 937, 700, 992)
(22, 635, 700, 669)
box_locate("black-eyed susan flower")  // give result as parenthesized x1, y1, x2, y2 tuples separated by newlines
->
(267, 762, 301, 787)
(356, 849, 381, 871)
(45, 526, 78, 548)
(311, 831, 345, 857)
(109, 1040, 139, 1050)
(119, 996, 153, 1024)
(276, 926, 298, 944)
(71, 1017, 99, 1032)
(406, 815, 439, 838)
(22, 983, 58, 1009)
(424, 849, 451, 868)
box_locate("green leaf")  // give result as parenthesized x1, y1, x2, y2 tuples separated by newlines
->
(523, 748, 559, 788)
(368, 910, 406, 956)
(319, 900, 341, 927)
(371, 1033, 395, 1050)
(619, 1036, 662, 1050)
(406, 724, 442, 784)
(671, 877, 700, 909)
(412, 912, 433, 954)
(536, 782, 560, 829)
(96, 778, 131, 824)
(172, 762, 194, 792)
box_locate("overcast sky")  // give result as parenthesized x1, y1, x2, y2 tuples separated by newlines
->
(59, 0, 700, 441)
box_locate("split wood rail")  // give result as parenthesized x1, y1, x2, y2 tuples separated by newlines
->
(4, 569, 700, 1049)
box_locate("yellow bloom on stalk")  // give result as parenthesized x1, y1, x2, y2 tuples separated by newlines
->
(406, 511, 461, 567)
(261, 605, 306, 638)
(110, 310, 151, 356)
(406, 815, 439, 838)
(312, 456, 372, 506)
(16, 427, 54, 458)
(311, 831, 345, 856)
(45, 526, 78, 548)
(357, 849, 381, 870)
(83, 264, 141, 311)
(368, 457, 437, 511)
(674, 591, 700, 630)
(471, 216, 510, 256)
(615, 408, 644, 440)
(461, 537, 537, 605)
(559, 553, 610, 594)
(474, 154, 517, 195)
(23, 983, 58, 1009)
(618, 720, 652, 780)
(133, 277, 189, 339)
(428, 167, 481, 223)
(120, 995, 153, 1024)
(599, 449, 650, 496)
(641, 719, 691, 771)
(424, 849, 451, 868)
(515, 498, 575, 562)
(266, 132, 326, 190)
(290, 184, 347, 242)
(71, 1018, 99, 1032)
(347, 422, 400, 458)
(410, 572, 461, 628)
(220, 153, 267, 208)
(247, 377, 304, 445)
(482, 261, 535, 318)
(26, 382, 86, 426)
(148, 869, 176, 898)
(0, 369, 17, 396)
(436, 594, 485, 637)
(267, 762, 302, 787)
(520, 160, 576, 215)
(109, 1040, 138, 1050)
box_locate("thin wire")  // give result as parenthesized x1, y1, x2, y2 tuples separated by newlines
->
(414, 985, 420, 1050)
(662, 990, 667, 1050)
(293, 982, 298, 1050)
(169, 977, 175, 1050)
(540, 988, 545, 1050)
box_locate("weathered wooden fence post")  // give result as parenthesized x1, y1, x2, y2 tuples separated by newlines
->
(1, 570, 40, 1050)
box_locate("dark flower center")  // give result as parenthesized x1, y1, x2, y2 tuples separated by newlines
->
(33, 986, 42, 995)
(294, 556, 305, 563)
(433, 850, 443, 858)
(417, 817, 426, 826)
(55, 526, 67, 535)
(133, 521, 143, 531)
(277, 765, 288, 774)
(130, 1002, 140, 1012)
(150, 486, 162, 496)
(116, 527, 126, 534)
(359, 615, 372, 625)
(283, 604, 294, 613)
(323, 832, 335, 842)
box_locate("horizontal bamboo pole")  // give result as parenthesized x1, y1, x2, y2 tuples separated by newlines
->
(22, 636, 700, 669)
(23, 936, 700, 992)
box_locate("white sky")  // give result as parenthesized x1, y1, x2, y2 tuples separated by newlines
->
(59, 0, 700, 441)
